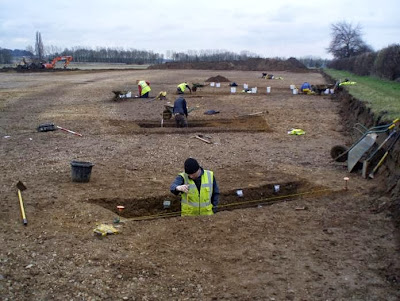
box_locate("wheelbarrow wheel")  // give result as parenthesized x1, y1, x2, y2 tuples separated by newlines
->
(331, 145, 348, 162)
(162, 109, 172, 120)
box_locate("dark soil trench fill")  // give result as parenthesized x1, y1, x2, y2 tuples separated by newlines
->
(88, 180, 327, 219)
(137, 116, 270, 132)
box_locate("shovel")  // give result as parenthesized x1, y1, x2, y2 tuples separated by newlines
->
(16, 181, 28, 226)
(362, 130, 397, 178)
(369, 131, 400, 179)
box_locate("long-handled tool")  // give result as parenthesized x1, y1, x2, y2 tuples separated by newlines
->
(56, 126, 83, 137)
(16, 181, 28, 226)
(362, 129, 397, 178)
(332, 119, 399, 164)
(37, 123, 83, 137)
(369, 131, 400, 179)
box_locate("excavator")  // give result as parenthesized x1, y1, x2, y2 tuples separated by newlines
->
(42, 56, 73, 69)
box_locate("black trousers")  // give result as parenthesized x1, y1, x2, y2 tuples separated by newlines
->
(174, 114, 187, 127)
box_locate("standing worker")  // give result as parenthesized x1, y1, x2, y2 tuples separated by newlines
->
(136, 79, 151, 98)
(177, 82, 192, 94)
(170, 158, 219, 216)
(173, 95, 188, 127)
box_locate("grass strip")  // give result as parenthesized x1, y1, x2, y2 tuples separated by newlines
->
(324, 69, 400, 120)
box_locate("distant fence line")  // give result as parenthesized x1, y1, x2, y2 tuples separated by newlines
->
(327, 44, 400, 81)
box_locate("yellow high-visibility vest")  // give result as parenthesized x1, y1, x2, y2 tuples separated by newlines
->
(177, 83, 187, 92)
(179, 170, 214, 216)
(339, 81, 356, 86)
(288, 128, 305, 135)
(138, 80, 151, 95)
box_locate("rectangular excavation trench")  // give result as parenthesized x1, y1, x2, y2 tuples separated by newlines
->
(106, 115, 271, 134)
(88, 180, 327, 220)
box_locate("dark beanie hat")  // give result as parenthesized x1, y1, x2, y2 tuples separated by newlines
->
(184, 158, 200, 174)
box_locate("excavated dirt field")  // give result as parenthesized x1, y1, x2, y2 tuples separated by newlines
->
(0, 69, 399, 300)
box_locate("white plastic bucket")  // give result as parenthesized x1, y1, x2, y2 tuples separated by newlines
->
(292, 88, 298, 95)
(216, 83, 221, 88)
(243, 83, 248, 89)
(266, 87, 271, 93)
(210, 82, 215, 87)
(230, 87, 236, 93)
(290, 84, 295, 90)
(251, 87, 257, 93)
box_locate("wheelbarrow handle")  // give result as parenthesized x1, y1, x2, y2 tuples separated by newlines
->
(387, 119, 399, 130)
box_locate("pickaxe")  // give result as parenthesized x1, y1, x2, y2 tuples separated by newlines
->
(16, 181, 28, 226)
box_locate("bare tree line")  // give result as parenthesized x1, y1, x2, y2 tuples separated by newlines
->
(56, 47, 164, 64)
(51, 48, 260, 64)
(1, 45, 262, 65)
(166, 49, 260, 62)
(298, 56, 330, 68)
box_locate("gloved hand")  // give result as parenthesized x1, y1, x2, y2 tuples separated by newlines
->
(176, 185, 189, 193)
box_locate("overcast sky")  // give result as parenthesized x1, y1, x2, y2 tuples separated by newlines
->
(0, 0, 399, 59)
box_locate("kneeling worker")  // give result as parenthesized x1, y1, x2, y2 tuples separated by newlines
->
(177, 82, 192, 94)
(170, 158, 219, 216)
(300, 82, 312, 93)
(136, 79, 151, 98)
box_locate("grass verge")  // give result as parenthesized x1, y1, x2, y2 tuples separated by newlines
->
(324, 69, 400, 121)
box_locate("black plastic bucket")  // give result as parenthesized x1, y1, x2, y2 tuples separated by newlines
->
(70, 161, 94, 183)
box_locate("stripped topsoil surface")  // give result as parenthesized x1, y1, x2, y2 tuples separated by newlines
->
(0, 68, 399, 300)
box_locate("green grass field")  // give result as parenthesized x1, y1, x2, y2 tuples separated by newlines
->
(324, 69, 400, 121)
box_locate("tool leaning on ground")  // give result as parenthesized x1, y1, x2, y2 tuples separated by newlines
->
(37, 123, 82, 137)
(16, 181, 28, 226)
(368, 130, 400, 179)
(362, 129, 397, 178)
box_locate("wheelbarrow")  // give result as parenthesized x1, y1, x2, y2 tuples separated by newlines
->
(331, 119, 399, 172)
(162, 104, 174, 120)
(161, 104, 200, 120)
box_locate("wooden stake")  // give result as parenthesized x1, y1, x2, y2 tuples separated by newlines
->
(194, 135, 212, 144)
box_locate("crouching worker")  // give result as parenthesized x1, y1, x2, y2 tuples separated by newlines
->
(177, 82, 192, 94)
(300, 82, 312, 94)
(136, 79, 151, 98)
(170, 158, 219, 216)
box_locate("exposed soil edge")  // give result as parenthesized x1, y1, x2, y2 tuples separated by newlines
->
(322, 71, 400, 230)
(148, 58, 311, 72)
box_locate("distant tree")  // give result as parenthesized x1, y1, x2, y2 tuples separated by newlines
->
(327, 21, 373, 59)
(0, 48, 13, 64)
(298, 56, 330, 68)
(25, 45, 34, 55)
(7, 49, 33, 57)
(165, 49, 259, 62)
(373, 44, 400, 80)
(35, 31, 45, 60)
(46, 45, 62, 56)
